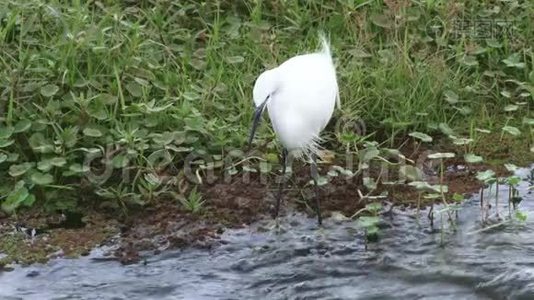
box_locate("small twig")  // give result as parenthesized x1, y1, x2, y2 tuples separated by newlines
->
(224, 156, 265, 170)
(466, 220, 509, 235)
(350, 207, 370, 219)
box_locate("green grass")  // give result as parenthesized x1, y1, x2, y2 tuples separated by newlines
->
(0, 0, 532, 214)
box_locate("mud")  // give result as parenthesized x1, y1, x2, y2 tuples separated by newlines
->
(1, 135, 532, 267)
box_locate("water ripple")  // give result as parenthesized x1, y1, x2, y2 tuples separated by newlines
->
(1, 166, 533, 299)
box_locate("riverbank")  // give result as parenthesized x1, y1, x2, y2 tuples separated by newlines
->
(1, 133, 532, 268)
(0, 0, 533, 268)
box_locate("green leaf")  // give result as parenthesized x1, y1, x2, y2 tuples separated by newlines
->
(40, 84, 60, 97)
(362, 148, 380, 161)
(1, 184, 30, 214)
(502, 53, 525, 68)
(112, 154, 129, 168)
(327, 169, 338, 177)
(408, 181, 432, 191)
(38, 157, 67, 171)
(13, 120, 31, 133)
(0, 153, 7, 164)
(464, 153, 483, 163)
(476, 128, 491, 134)
(504, 163, 518, 172)
(409, 131, 432, 142)
(506, 175, 521, 186)
(371, 14, 392, 28)
(399, 165, 424, 181)
(366, 226, 379, 236)
(522, 117, 534, 126)
(476, 170, 496, 182)
(454, 106, 472, 116)
(68, 163, 90, 174)
(428, 152, 455, 159)
(502, 126, 521, 136)
(452, 193, 464, 202)
(459, 55, 478, 66)
(7, 152, 19, 162)
(451, 137, 473, 146)
(225, 56, 245, 64)
(88, 106, 108, 120)
(134, 77, 150, 87)
(29, 133, 54, 153)
(152, 132, 174, 146)
(37, 159, 53, 172)
(259, 162, 272, 174)
(358, 216, 380, 228)
(50, 157, 67, 167)
(143, 173, 161, 187)
(126, 81, 143, 97)
(83, 127, 103, 137)
(486, 39, 502, 48)
(60, 127, 79, 148)
(23, 194, 36, 207)
(363, 177, 376, 190)
(443, 90, 459, 104)
(0, 127, 14, 139)
(97, 93, 118, 105)
(438, 123, 455, 136)
(366, 202, 382, 213)
(515, 211, 527, 222)
(9, 162, 33, 177)
(0, 139, 14, 148)
(183, 91, 200, 101)
(309, 176, 329, 186)
(31, 172, 54, 185)
(424, 193, 441, 199)
(501, 90, 512, 99)
(430, 184, 448, 193)
(332, 165, 354, 177)
(227, 167, 238, 175)
(504, 104, 518, 112)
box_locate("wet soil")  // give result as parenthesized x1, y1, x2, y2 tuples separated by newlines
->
(1, 135, 532, 267)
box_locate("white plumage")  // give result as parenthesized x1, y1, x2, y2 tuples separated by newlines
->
(248, 34, 340, 226)
(252, 35, 340, 158)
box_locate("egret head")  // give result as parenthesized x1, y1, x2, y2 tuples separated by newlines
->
(247, 69, 278, 150)
(252, 69, 277, 107)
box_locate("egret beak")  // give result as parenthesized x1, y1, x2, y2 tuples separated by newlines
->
(247, 97, 268, 151)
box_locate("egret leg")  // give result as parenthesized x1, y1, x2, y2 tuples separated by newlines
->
(274, 148, 288, 220)
(311, 154, 323, 226)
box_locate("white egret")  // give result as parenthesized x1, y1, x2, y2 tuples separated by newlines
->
(247, 33, 340, 225)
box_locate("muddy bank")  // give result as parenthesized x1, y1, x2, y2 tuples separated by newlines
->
(1, 136, 532, 267)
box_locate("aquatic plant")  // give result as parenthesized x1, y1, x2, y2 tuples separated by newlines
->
(476, 170, 497, 222)
(0, 0, 532, 220)
(356, 202, 382, 243)
(178, 186, 205, 214)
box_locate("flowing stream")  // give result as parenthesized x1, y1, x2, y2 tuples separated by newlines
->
(1, 166, 533, 300)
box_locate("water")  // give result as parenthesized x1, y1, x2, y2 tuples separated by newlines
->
(1, 167, 533, 300)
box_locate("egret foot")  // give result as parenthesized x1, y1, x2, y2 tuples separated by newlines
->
(316, 224, 326, 236)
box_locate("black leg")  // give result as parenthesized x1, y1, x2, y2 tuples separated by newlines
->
(428, 202, 434, 228)
(311, 154, 322, 226)
(274, 148, 288, 219)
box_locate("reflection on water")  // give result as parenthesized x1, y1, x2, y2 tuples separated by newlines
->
(1, 167, 533, 300)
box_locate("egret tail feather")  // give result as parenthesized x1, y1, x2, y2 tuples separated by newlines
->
(318, 32, 341, 110)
